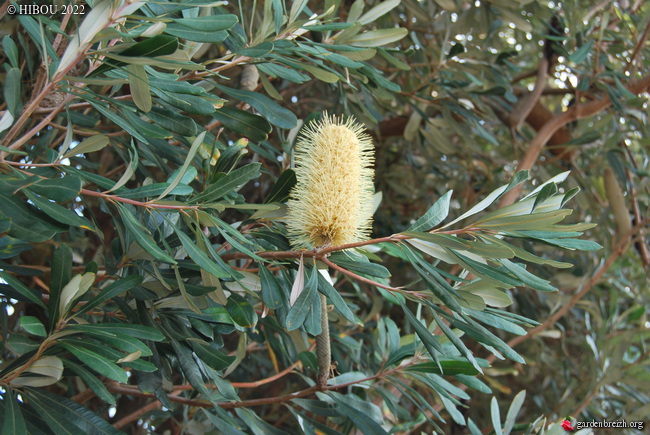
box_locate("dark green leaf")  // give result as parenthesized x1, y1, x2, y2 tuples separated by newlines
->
(190, 341, 236, 370)
(0, 271, 46, 309)
(19, 316, 46, 336)
(401, 303, 444, 363)
(317, 271, 357, 324)
(226, 293, 258, 328)
(75, 275, 144, 317)
(174, 228, 230, 277)
(191, 163, 261, 203)
(2, 389, 27, 435)
(117, 204, 177, 264)
(286, 266, 318, 331)
(237, 42, 274, 57)
(405, 359, 481, 375)
(259, 264, 284, 309)
(24, 387, 123, 435)
(213, 107, 272, 142)
(82, 323, 165, 341)
(214, 83, 297, 129)
(146, 106, 199, 136)
(60, 343, 128, 383)
(165, 24, 228, 42)
(64, 360, 116, 405)
(0, 192, 65, 242)
(173, 15, 238, 31)
(263, 169, 296, 203)
(329, 251, 391, 279)
(24, 191, 95, 230)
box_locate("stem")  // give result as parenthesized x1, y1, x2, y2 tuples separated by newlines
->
(316, 293, 331, 389)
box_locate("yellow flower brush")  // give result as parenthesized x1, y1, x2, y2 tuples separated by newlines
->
(287, 113, 375, 249)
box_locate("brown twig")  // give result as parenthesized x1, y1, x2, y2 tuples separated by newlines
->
(499, 75, 650, 207)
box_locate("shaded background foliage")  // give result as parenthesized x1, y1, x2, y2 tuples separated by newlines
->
(0, 0, 648, 433)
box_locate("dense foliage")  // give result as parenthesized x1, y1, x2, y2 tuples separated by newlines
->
(0, 0, 648, 433)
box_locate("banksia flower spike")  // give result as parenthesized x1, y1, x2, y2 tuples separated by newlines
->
(287, 113, 375, 249)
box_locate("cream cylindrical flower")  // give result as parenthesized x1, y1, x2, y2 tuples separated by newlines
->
(287, 114, 375, 249)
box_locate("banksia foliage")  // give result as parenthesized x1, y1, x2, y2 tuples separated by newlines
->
(287, 114, 375, 249)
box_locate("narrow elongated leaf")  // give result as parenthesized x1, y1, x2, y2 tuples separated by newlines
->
(170, 340, 212, 399)
(401, 303, 444, 363)
(214, 83, 297, 129)
(286, 265, 318, 330)
(317, 271, 357, 324)
(117, 204, 177, 264)
(0, 271, 46, 309)
(263, 169, 296, 203)
(64, 360, 116, 405)
(127, 64, 152, 112)
(491, 396, 503, 435)
(27, 175, 82, 203)
(19, 316, 46, 336)
(328, 392, 388, 435)
(191, 163, 261, 203)
(173, 15, 238, 31)
(84, 323, 165, 341)
(2, 389, 27, 435)
(407, 191, 453, 232)
(348, 28, 408, 47)
(0, 193, 65, 242)
(24, 387, 123, 435)
(75, 275, 143, 316)
(212, 107, 272, 142)
(190, 341, 236, 370)
(226, 293, 258, 328)
(165, 24, 228, 42)
(62, 135, 109, 159)
(500, 259, 557, 292)
(174, 227, 230, 277)
(24, 191, 95, 230)
(146, 106, 198, 136)
(503, 390, 526, 435)
(259, 264, 284, 309)
(60, 343, 128, 383)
